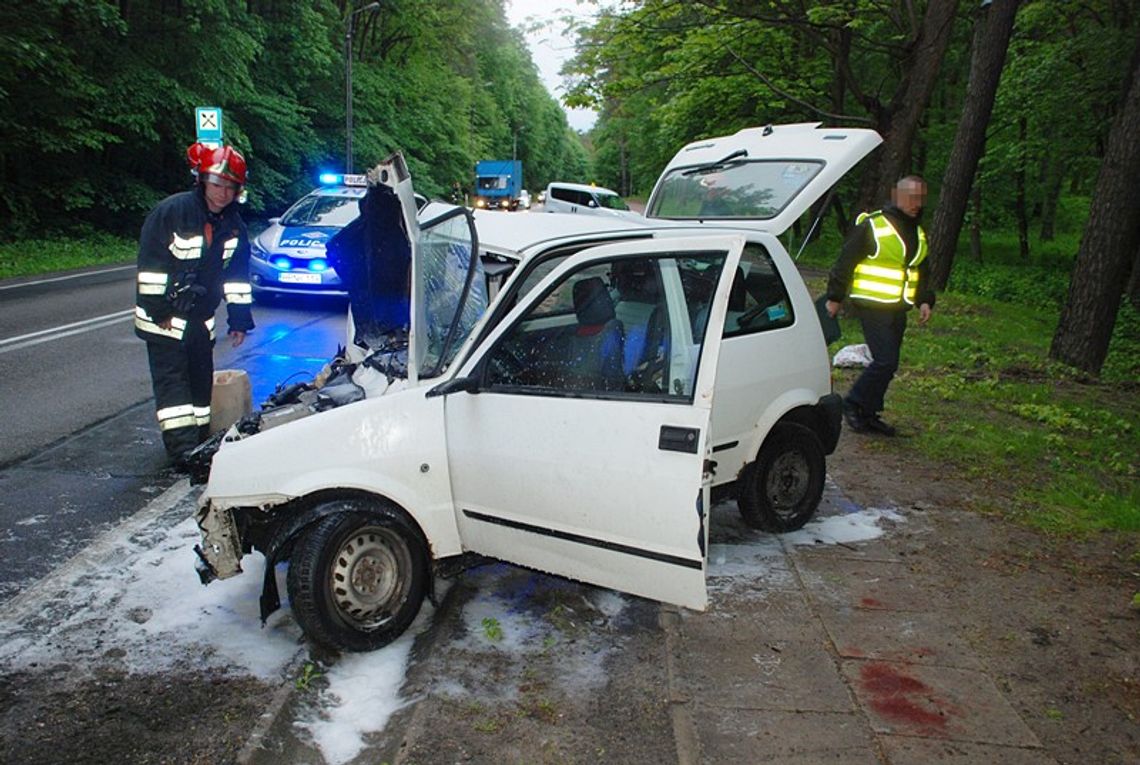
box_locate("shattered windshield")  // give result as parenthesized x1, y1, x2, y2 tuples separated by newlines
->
(648, 160, 822, 219)
(416, 211, 487, 378)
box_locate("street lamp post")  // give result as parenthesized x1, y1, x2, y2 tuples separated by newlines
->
(345, 2, 381, 174)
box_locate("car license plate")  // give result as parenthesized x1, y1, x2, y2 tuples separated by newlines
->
(279, 272, 322, 285)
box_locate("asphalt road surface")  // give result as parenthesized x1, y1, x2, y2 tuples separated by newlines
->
(0, 264, 347, 599)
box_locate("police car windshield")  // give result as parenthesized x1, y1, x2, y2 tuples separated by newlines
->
(281, 193, 361, 227)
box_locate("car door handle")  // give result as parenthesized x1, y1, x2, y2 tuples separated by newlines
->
(659, 425, 700, 454)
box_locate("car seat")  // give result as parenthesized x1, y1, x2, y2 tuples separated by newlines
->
(566, 277, 625, 391)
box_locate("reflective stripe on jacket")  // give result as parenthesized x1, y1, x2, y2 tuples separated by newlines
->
(850, 210, 928, 306)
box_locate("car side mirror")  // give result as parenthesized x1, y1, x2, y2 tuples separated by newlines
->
(425, 376, 481, 398)
(268, 217, 281, 225)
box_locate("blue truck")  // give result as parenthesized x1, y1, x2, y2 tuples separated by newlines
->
(472, 159, 524, 210)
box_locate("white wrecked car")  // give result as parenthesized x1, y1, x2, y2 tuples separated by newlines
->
(193, 124, 882, 651)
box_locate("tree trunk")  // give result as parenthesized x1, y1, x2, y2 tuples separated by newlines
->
(927, 0, 1021, 291)
(969, 183, 983, 263)
(856, 0, 961, 212)
(1049, 47, 1140, 374)
(1038, 155, 1065, 241)
(1015, 116, 1030, 261)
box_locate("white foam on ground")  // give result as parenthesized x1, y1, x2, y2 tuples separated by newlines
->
(0, 487, 903, 765)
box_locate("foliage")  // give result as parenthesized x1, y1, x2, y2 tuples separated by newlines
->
(0, 0, 586, 240)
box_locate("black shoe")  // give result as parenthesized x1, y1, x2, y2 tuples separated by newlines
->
(843, 401, 869, 433)
(864, 414, 897, 437)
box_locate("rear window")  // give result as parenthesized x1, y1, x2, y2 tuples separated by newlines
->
(648, 160, 822, 219)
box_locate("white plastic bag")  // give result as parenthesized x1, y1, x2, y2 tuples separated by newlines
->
(833, 343, 873, 368)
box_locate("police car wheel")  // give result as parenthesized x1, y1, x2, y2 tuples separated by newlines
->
(287, 502, 429, 652)
(737, 422, 825, 533)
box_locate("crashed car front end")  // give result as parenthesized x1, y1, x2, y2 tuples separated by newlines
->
(189, 153, 487, 626)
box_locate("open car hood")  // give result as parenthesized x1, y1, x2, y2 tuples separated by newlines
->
(644, 122, 882, 236)
(326, 153, 485, 383)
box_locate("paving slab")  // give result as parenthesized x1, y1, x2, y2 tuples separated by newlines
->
(818, 607, 984, 670)
(688, 705, 880, 764)
(795, 557, 935, 613)
(671, 632, 855, 713)
(878, 735, 1056, 764)
(841, 660, 1042, 747)
(688, 587, 819, 642)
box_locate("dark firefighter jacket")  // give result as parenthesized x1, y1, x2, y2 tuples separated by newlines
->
(134, 189, 254, 343)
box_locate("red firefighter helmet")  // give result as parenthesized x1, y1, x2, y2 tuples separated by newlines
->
(186, 142, 248, 186)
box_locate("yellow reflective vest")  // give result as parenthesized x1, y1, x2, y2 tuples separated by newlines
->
(850, 210, 928, 306)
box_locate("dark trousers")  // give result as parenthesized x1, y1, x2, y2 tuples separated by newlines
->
(146, 321, 214, 458)
(846, 306, 907, 416)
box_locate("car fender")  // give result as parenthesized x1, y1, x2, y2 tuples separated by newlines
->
(206, 390, 463, 560)
(737, 387, 830, 475)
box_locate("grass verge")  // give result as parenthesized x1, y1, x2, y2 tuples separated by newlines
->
(0, 235, 136, 281)
(808, 274, 1139, 537)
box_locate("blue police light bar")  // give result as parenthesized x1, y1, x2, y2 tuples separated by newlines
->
(307, 259, 328, 272)
(319, 172, 369, 187)
(272, 256, 291, 270)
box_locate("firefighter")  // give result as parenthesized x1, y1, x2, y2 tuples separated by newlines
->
(134, 142, 254, 468)
(824, 175, 935, 436)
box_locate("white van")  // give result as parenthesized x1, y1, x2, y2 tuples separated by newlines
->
(543, 181, 638, 218)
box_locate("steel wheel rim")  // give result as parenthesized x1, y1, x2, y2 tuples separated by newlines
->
(765, 450, 810, 516)
(329, 525, 412, 629)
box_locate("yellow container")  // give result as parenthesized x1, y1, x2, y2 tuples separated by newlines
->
(210, 369, 252, 434)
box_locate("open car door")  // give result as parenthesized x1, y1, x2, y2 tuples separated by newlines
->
(432, 235, 745, 610)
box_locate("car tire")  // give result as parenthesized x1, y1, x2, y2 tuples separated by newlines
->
(287, 502, 429, 652)
(737, 422, 825, 533)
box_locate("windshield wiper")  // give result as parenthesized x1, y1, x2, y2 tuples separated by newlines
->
(681, 149, 749, 176)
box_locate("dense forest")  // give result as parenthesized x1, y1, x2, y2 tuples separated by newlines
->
(1, 0, 1137, 374)
(0, 0, 588, 236)
(563, 0, 1139, 374)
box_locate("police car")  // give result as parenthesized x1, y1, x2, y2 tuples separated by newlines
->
(250, 173, 427, 299)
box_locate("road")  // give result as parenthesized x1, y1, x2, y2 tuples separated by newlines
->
(0, 264, 347, 600)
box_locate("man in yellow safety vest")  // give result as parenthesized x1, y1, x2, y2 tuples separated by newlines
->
(825, 176, 934, 436)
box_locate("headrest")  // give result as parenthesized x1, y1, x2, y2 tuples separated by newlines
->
(573, 277, 616, 325)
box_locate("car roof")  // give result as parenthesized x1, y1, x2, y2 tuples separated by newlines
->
(471, 208, 652, 255)
(545, 181, 622, 197)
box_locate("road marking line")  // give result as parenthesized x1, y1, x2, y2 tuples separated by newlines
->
(0, 309, 135, 354)
(0, 265, 135, 291)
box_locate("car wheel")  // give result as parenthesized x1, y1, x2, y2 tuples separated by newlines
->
(287, 502, 429, 652)
(737, 422, 825, 533)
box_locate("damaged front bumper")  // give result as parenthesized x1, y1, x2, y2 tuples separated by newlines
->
(193, 497, 244, 584)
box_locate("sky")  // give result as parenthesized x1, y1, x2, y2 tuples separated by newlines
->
(505, 1, 600, 132)
(0, 477, 901, 765)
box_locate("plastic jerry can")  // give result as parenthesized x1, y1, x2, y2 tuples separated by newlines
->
(210, 369, 252, 434)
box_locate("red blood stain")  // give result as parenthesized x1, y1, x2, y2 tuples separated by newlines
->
(859, 662, 959, 736)
(860, 597, 886, 608)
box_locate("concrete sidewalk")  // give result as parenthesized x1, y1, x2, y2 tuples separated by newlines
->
(662, 491, 1051, 764)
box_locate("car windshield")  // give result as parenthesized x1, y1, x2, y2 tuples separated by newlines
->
(647, 160, 823, 219)
(281, 192, 361, 227)
(597, 193, 630, 211)
(416, 211, 488, 378)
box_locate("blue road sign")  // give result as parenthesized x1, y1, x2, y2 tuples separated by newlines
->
(195, 107, 223, 145)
